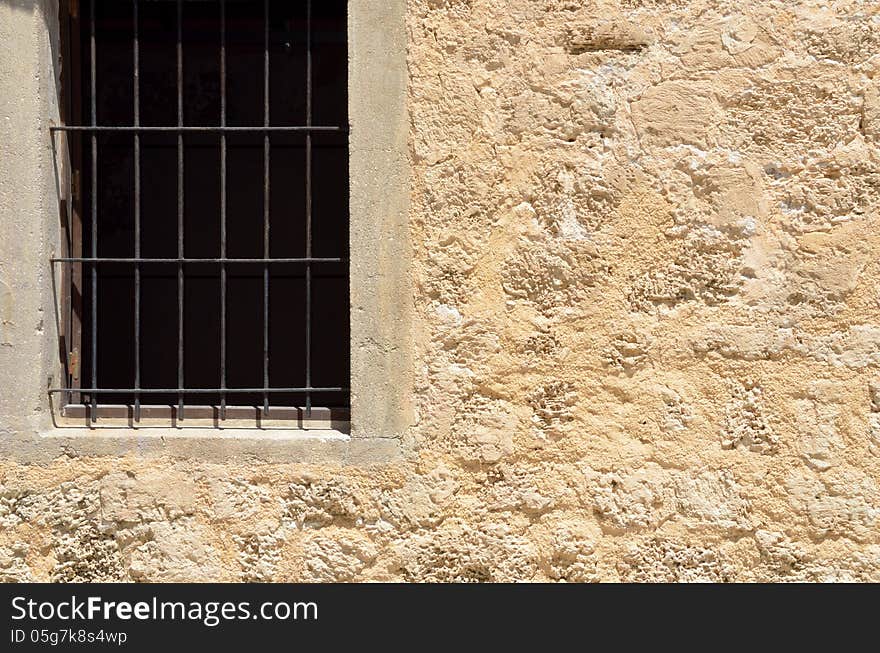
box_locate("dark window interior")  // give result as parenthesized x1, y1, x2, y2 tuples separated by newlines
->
(70, 0, 349, 414)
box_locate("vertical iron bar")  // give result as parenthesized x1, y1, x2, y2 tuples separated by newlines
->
(220, 0, 227, 420)
(305, 0, 312, 418)
(61, 2, 69, 408)
(133, 0, 141, 422)
(90, 0, 98, 423)
(177, 0, 185, 422)
(68, 0, 85, 409)
(65, 137, 72, 409)
(263, 0, 270, 417)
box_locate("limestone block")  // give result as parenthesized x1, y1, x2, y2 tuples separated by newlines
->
(632, 81, 719, 148)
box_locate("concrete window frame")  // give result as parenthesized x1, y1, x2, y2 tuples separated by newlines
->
(0, 0, 411, 463)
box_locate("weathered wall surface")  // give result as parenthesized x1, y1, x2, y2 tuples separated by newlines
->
(2, 0, 880, 581)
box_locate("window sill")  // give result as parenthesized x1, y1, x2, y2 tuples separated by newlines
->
(0, 427, 400, 465)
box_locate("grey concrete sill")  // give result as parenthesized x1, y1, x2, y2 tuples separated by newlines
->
(0, 428, 400, 464)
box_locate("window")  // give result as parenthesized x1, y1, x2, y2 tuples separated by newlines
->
(53, 0, 350, 428)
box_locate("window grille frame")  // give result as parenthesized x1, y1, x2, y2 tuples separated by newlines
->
(50, 0, 352, 429)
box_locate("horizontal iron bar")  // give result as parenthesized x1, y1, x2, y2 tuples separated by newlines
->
(52, 257, 346, 264)
(50, 125, 345, 133)
(50, 387, 347, 394)
(62, 404, 349, 420)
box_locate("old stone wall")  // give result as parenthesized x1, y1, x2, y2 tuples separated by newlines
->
(2, 0, 880, 581)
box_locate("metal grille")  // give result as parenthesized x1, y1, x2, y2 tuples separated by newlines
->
(50, 0, 349, 425)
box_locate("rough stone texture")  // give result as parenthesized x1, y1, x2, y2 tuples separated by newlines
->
(2, 0, 880, 582)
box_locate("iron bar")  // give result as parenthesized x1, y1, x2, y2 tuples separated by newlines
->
(305, 0, 313, 418)
(133, 0, 141, 422)
(67, 0, 84, 409)
(50, 125, 343, 132)
(60, 403, 348, 422)
(220, 0, 227, 420)
(177, 0, 184, 422)
(53, 257, 346, 264)
(50, 387, 345, 394)
(89, 0, 97, 422)
(263, 0, 270, 417)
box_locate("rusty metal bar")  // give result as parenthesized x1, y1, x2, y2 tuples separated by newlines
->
(305, 0, 313, 418)
(133, 0, 141, 422)
(263, 0, 270, 416)
(219, 0, 227, 420)
(89, 0, 97, 422)
(50, 125, 343, 132)
(61, 403, 349, 422)
(50, 387, 345, 394)
(177, 0, 185, 421)
(53, 257, 346, 264)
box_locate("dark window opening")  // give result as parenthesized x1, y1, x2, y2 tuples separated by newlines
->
(53, 0, 349, 424)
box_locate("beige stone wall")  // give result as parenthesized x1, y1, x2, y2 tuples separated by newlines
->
(2, 0, 880, 581)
